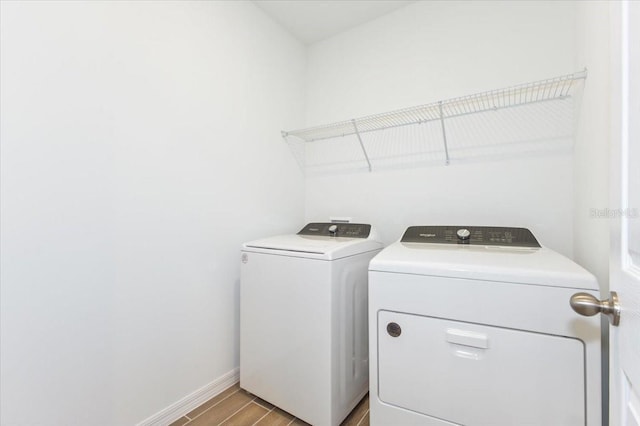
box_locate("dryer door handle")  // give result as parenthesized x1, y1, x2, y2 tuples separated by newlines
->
(446, 329, 489, 349)
(570, 291, 620, 326)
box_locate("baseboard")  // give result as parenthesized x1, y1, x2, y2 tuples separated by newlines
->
(136, 367, 240, 426)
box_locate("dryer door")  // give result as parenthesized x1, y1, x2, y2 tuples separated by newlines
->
(377, 311, 585, 426)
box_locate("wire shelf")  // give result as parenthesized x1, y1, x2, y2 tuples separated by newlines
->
(283, 70, 587, 174)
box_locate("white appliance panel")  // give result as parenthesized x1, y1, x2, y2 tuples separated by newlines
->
(369, 272, 602, 338)
(241, 247, 380, 425)
(330, 253, 373, 424)
(243, 234, 382, 260)
(369, 243, 598, 290)
(241, 253, 332, 421)
(378, 310, 585, 426)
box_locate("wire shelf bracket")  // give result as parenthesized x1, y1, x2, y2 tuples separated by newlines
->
(352, 119, 372, 172)
(438, 101, 450, 166)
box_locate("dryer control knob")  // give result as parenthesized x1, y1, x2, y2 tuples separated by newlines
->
(457, 228, 471, 240)
(328, 224, 338, 235)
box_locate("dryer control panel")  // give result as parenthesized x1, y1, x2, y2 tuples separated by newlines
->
(401, 226, 540, 247)
(298, 222, 371, 238)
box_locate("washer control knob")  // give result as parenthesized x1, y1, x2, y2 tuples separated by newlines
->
(457, 228, 471, 240)
(328, 224, 338, 235)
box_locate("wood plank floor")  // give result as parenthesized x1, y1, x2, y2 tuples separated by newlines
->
(169, 383, 369, 426)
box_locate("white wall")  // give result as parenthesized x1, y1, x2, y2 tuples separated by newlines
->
(304, 0, 577, 256)
(0, 2, 305, 425)
(574, 1, 610, 290)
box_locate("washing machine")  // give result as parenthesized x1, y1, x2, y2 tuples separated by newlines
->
(368, 226, 601, 426)
(240, 222, 383, 426)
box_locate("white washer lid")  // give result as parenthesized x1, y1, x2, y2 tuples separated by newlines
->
(243, 234, 383, 260)
(369, 242, 598, 290)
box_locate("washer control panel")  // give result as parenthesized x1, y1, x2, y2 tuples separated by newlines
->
(298, 222, 371, 238)
(401, 226, 540, 247)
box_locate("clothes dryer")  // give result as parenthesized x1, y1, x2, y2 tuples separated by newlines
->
(368, 226, 601, 426)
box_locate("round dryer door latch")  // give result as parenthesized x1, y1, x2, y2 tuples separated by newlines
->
(387, 322, 402, 337)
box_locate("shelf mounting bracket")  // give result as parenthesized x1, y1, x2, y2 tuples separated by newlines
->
(352, 119, 372, 172)
(438, 101, 450, 166)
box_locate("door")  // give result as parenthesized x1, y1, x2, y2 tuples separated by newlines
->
(609, 1, 640, 425)
(377, 311, 586, 426)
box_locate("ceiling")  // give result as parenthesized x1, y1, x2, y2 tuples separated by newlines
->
(253, 1, 414, 45)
